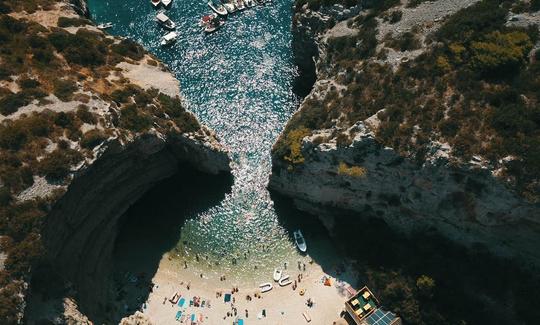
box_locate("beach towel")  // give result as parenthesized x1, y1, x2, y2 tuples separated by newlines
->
(238, 319, 244, 325)
(191, 314, 196, 322)
(224, 293, 231, 303)
(199, 313, 203, 322)
(178, 297, 185, 307)
(175, 310, 182, 321)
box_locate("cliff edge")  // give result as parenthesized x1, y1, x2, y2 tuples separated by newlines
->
(271, 0, 540, 266)
(0, 0, 230, 323)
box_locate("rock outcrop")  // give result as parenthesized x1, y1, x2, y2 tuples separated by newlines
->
(271, 0, 540, 267)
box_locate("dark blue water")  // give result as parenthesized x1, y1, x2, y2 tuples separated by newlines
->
(87, 0, 304, 282)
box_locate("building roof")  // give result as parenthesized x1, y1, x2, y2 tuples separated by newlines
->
(345, 286, 400, 325)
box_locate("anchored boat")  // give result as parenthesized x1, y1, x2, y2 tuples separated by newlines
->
(161, 0, 172, 7)
(278, 275, 292, 287)
(156, 12, 176, 30)
(235, 0, 246, 11)
(208, 0, 228, 16)
(221, 0, 237, 13)
(273, 268, 282, 282)
(259, 282, 273, 293)
(151, 0, 161, 8)
(293, 230, 307, 253)
(160, 31, 177, 46)
(97, 22, 113, 30)
(202, 16, 224, 33)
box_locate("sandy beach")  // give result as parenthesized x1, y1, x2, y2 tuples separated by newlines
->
(116, 252, 357, 325)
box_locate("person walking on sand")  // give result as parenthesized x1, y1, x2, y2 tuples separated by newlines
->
(245, 309, 249, 318)
(184, 261, 188, 269)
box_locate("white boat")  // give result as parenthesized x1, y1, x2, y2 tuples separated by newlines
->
(259, 282, 273, 293)
(156, 12, 176, 30)
(278, 275, 292, 287)
(151, 0, 161, 8)
(208, 1, 228, 16)
(293, 230, 307, 253)
(273, 268, 282, 282)
(97, 22, 113, 30)
(221, 0, 237, 13)
(161, 0, 172, 7)
(160, 31, 177, 46)
(203, 18, 224, 33)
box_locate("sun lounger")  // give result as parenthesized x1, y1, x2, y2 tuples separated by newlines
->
(238, 319, 244, 325)
(178, 297, 185, 307)
(363, 303, 372, 311)
(362, 291, 371, 300)
(302, 311, 311, 322)
(191, 313, 196, 322)
(175, 310, 182, 321)
(351, 299, 359, 306)
(224, 293, 231, 302)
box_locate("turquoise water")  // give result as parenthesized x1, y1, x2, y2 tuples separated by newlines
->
(87, 0, 304, 282)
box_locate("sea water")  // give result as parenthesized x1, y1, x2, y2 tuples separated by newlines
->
(87, 0, 323, 284)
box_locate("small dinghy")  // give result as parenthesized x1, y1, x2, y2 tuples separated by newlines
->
(208, 0, 228, 16)
(151, 0, 161, 8)
(161, 0, 172, 7)
(97, 22, 113, 30)
(156, 12, 176, 30)
(199, 13, 217, 26)
(273, 268, 282, 282)
(160, 31, 177, 46)
(294, 230, 307, 253)
(259, 282, 273, 293)
(278, 275, 292, 287)
(203, 16, 224, 33)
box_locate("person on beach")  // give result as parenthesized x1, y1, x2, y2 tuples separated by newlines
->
(184, 261, 188, 269)
(245, 309, 249, 318)
(303, 263, 306, 271)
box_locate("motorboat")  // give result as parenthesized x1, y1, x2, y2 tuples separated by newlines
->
(235, 0, 246, 11)
(97, 22, 113, 30)
(156, 12, 176, 30)
(199, 13, 217, 26)
(293, 230, 307, 253)
(278, 275, 292, 287)
(151, 0, 161, 8)
(203, 17, 224, 33)
(160, 31, 177, 46)
(208, 0, 228, 16)
(259, 282, 273, 293)
(273, 268, 282, 282)
(161, 0, 172, 7)
(221, 0, 237, 13)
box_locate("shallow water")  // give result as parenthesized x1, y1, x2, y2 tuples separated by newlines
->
(86, 0, 323, 284)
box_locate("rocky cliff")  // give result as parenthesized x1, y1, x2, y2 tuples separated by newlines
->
(0, 0, 230, 323)
(271, 0, 540, 267)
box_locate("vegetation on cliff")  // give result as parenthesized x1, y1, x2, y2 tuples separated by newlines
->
(275, 0, 540, 201)
(0, 2, 203, 322)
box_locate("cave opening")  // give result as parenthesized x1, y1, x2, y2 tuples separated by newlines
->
(106, 164, 233, 322)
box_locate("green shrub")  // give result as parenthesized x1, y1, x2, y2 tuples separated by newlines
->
(80, 129, 107, 149)
(0, 123, 27, 150)
(111, 39, 144, 61)
(386, 32, 422, 51)
(0, 187, 12, 207)
(174, 112, 200, 133)
(0, 92, 30, 115)
(54, 112, 74, 128)
(48, 29, 106, 67)
(57, 17, 90, 28)
(17, 78, 40, 89)
(53, 79, 77, 101)
(76, 105, 96, 124)
(119, 105, 152, 132)
(470, 31, 532, 77)
(37, 148, 83, 181)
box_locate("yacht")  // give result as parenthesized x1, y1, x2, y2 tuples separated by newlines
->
(151, 0, 161, 8)
(156, 12, 176, 30)
(160, 31, 177, 46)
(208, 0, 228, 16)
(293, 230, 307, 253)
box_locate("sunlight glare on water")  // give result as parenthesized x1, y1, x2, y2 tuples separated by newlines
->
(87, 0, 302, 283)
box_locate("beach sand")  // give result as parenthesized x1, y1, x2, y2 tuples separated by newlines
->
(118, 253, 356, 325)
